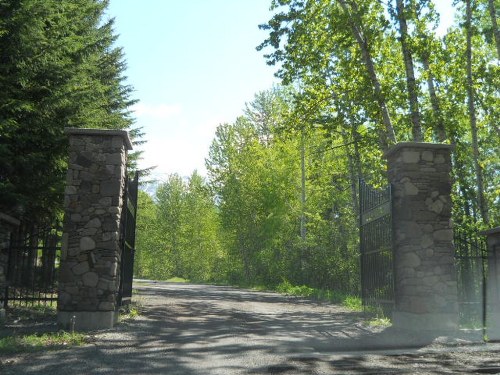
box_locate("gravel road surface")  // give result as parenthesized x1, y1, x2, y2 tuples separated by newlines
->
(1, 281, 500, 374)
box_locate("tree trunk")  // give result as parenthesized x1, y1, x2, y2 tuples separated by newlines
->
(488, 0, 500, 59)
(299, 131, 306, 280)
(338, 0, 397, 149)
(466, 0, 490, 224)
(421, 54, 447, 142)
(395, 0, 423, 141)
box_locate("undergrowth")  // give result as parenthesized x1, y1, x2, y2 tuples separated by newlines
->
(0, 331, 90, 354)
(274, 279, 363, 311)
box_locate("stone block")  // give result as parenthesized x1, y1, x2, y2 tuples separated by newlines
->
(65, 286, 79, 295)
(102, 231, 118, 241)
(403, 180, 419, 196)
(402, 150, 420, 163)
(80, 228, 98, 237)
(85, 218, 101, 228)
(99, 197, 112, 206)
(98, 301, 115, 311)
(435, 154, 445, 164)
(399, 253, 421, 268)
(82, 272, 99, 287)
(108, 207, 120, 215)
(80, 171, 93, 181)
(80, 237, 96, 251)
(76, 154, 93, 168)
(421, 235, 433, 248)
(72, 261, 90, 276)
(421, 151, 434, 162)
(111, 136, 125, 148)
(102, 217, 119, 232)
(433, 229, 453, 242)
(58, 291, 72, 306)
(105, 153, 123, 165)
(59, 264, 75, 283)
(101, 181, 121, 196)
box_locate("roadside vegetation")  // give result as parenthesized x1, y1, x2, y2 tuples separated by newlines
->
(0, 0, 497, 320)
(0, 331, 91, 354)
(134, 0, 498, 306)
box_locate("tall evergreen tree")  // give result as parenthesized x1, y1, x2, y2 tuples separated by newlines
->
(0, 0, 137, 224)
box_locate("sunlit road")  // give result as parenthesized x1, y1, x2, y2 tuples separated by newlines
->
(1, 281, 496, 374)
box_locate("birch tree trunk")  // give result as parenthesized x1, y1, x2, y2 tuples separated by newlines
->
(466, 0, 490, 224)
(488, 0, 500, 59)
(338, 0, 397, 149)
(421, 54, 447, 142)
(395, 0, 423, 141)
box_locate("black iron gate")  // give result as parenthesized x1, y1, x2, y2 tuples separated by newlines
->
(2, 224, 61, 307)
(118, 171, 139, 307)
(454, 228, 488, 330)
(359, 179, 394, 316)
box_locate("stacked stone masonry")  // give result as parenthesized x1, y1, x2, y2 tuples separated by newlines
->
(0, 213, 20, 323)
(0, 246, 6, 322)
(58, 129, 131, 315)
(386, 142, 458, 330)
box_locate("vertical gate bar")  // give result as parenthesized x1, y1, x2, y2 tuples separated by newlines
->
(482, 242, 488, 340)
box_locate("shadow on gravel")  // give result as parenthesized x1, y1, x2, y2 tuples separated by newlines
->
(0, 283, 489, 375)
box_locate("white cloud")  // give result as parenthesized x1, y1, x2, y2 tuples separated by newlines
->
(137, 135, 208, 178)
(132, 103, 182, 119)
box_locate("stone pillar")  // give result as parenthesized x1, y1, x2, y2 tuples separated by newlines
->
(0, 213, 20, 324)
(386, 142, 458, 332)
(481, 227, 500, 340)
(0, 242, 7, 324)
(57, 128, 132, 331)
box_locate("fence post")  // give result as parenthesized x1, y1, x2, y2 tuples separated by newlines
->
(481, 227, 500, 340)
(386, 142, 458, 332)
(57, 128, 132, 331)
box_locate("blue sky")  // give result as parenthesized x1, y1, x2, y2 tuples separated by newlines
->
(107, 1, 455, 180)
(107, 0, 278, 179)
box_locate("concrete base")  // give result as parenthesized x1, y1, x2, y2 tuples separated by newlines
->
(58, 311, 118, 331)
(487, 312, 500, 341)
(393, 311, 458, 332)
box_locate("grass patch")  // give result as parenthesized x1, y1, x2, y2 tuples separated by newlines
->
(165, 277, 189, 283)
(118, 298, 143, 322)
(7, 304, 56, 318)
(367, 316, 392, 327)
(342, 295, 363, 311)
(276, 280, 315, 297)
(273, 280, 362, 311)
(0, 331, 90, 354)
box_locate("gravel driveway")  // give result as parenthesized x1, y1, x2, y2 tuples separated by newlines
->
(1, 281, 500, 374)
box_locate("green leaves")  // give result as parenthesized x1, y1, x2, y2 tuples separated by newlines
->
(0, 0, 139, 223)
(134, 173, 223, 282)
(258, 0, 499, 227)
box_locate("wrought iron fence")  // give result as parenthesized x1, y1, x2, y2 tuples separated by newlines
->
(118, 171, 139, 307)
(359, 179, 394, 317)
(454, 228, 488, 330)
(2, 224, 61, 308)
